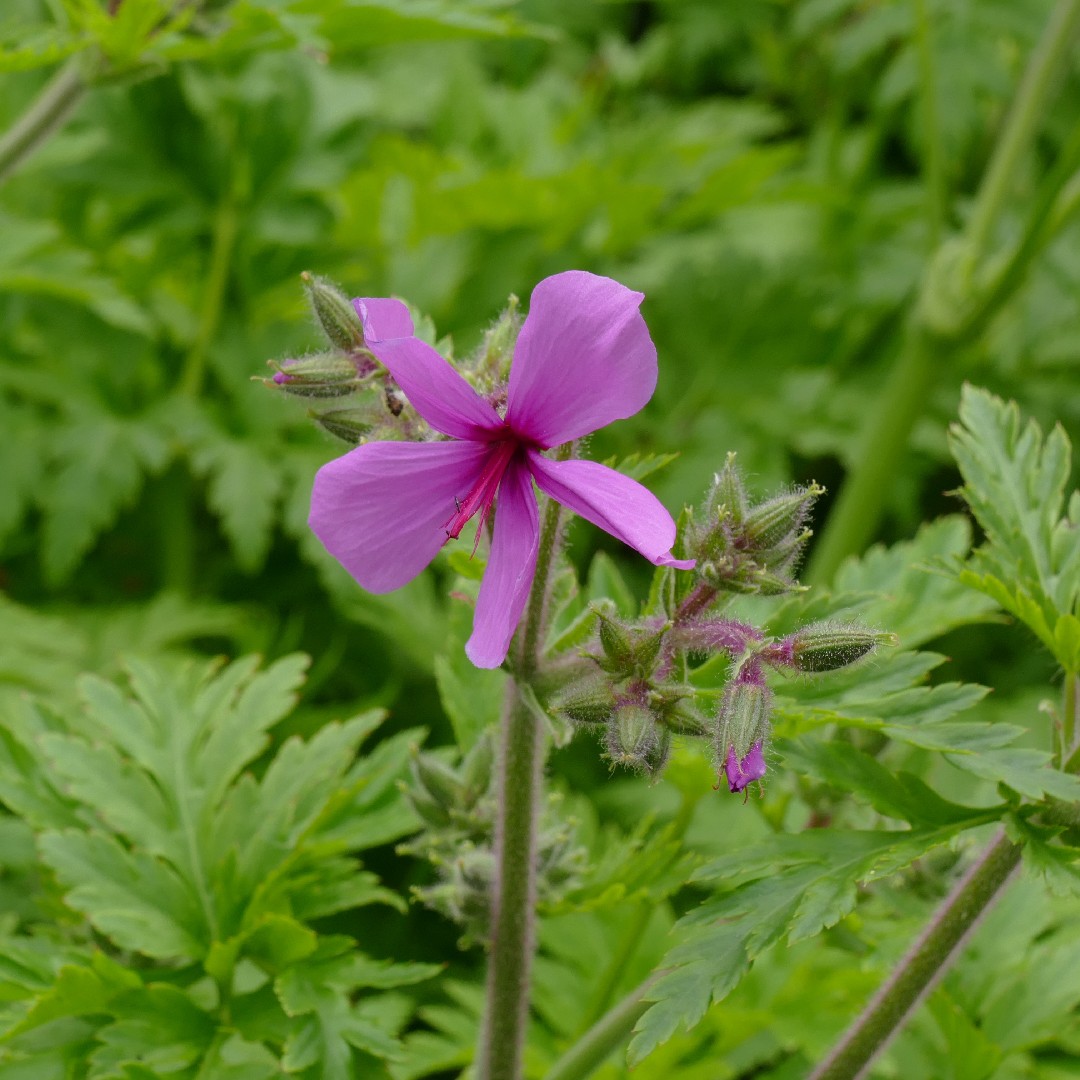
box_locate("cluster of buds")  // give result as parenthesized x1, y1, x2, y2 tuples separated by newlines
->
(262, 274, 523, 447)
(688, 453, 824, 595)
(260, 273, 413, 444)
(400, 735, 583, 944)
(546, 453, 896, 794)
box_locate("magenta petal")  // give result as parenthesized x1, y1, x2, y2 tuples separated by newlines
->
(353, 297, 415, 342)
(725, 741, 766, 793)
(366, 336, 503, 441)
(505, 271, 658, 447)
(309, 440, 492, 593)
(527, 452, 694, 569)
(466, 458, 540, 669)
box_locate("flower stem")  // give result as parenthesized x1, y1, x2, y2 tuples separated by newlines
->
(808, 830, 1022, 1080)
(478, 449, 571, 1080)
(477, 680, 544, 1080)
(542, 978, 655, 1080)
(0, 59, 87, 185)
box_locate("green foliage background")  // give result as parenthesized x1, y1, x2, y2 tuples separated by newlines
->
(2, 1, 1080, 1077)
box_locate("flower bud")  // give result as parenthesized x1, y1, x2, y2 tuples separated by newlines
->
(707, 453, 748, 528)
(460, 732, 494, 805)
(302, 271, 366, 352)
(715, 670, 771, 793)
(788, 621, 897, 673)
(551, 674, 616, 727)
(593, 609, 671, 678)
(410, 750, 465, 811)
(743, 482, 824, 558)
(308, 406, 375, 445)
(604, 703, 660, 772)
(267, 353, 365, 398)
(478, 296, 522, 382)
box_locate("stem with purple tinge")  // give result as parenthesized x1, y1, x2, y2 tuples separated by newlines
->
(808, 830, 1022, 1080)
(477, 446, 569, 1080)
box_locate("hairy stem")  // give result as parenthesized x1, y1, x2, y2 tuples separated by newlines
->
(477, 682, 544, 1080)
(0, 59, 87, 185)
(542, 978, 655, 1080)
(809, 831, 1022, 1080)
(478, 450, 570, 1080)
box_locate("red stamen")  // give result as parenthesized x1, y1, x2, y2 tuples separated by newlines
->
(444, 439, 518, 547)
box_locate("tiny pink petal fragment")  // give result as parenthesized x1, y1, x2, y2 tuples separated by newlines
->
(526, 452, 694, 569)
(309, 440, 492, 593)
(353, 297, 414, 342)
(366, 336, 504, 441)
(506, 271, 658, 447)
(465, 457, 540, 669)
(725, 741, 766, 793)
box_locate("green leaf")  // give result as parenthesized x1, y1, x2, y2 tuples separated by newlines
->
(949, 386, 1079, 665)
(433, 600, 505, 751)
(193, 438, 284, 574)
(630, 823, 978, 1063)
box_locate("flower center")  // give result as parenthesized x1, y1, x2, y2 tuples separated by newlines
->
(444, 438, 519, 546)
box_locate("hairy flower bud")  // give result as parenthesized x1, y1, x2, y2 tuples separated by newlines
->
(788, 621, 898, 673)
(267, 353, 366, 398)
(460, 733, 494, 807)
(551, 673, 616, 727)
(308, 406, 375, 445)
(593, 610, 671, 678)
(743, 482, 824, 562)
(302, 271, 367, 352)
(715, 668, 771, 793)
(605, 703, 661, 773)
(478, 295, 522, 382)
(707, 452, 748, 528)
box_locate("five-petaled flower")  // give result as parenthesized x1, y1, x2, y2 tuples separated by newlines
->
(309, 271, 693, 669)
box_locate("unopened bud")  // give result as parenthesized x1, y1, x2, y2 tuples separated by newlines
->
(715, 670, 771, 793)
(789, 622, 897, 673)
(309, 406, 374, 445)
(302, 272, 366, 352)
(605, 704, 659, 771)
(267, 353, 364, 398)
(551, 674, 615, 727)
(743, 483, 824, 554)
(594, 610, 670, 677)
(479, 296, 522, 381)
(411, 751, 465, 810)
(460, 733, 494, 804)
(708, 453, 748, 527)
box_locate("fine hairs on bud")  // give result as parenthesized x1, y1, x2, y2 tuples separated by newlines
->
(788, 621, 898, 673)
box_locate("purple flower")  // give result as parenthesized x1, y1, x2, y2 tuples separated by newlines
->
(724, 740, 766, 793)
(308, 271, 693, 669)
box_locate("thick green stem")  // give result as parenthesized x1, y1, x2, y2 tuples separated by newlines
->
(807, 326, 937, 585)
(809, 831, 1022, 1080)
(0, 59, 87, 184)
(477, 458, 569, 1080)
(965, 0, 1080, 261)
(542, 978, 655, 1080)
(477, 682, 544, 1080)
